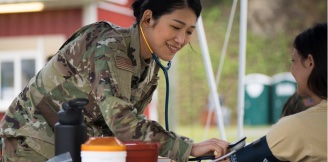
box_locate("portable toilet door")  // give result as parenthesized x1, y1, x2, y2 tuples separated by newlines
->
(270, 72, 296, 124)
(244, 73, 271, 126)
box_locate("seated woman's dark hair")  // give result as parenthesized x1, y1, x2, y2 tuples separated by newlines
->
(293, 23, 327, 99)
(132, 0, 202, 24)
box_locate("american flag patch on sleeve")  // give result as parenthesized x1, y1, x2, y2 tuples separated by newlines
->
(114, 55, 133, 72)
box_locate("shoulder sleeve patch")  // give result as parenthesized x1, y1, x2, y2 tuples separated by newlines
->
(114, 55, 133, 73)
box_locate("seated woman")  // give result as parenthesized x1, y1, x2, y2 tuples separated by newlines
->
(221, 23, 327, 162)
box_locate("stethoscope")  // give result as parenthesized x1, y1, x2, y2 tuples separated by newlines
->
(140, 23, 171, 131)
(140, 23, 246, 162)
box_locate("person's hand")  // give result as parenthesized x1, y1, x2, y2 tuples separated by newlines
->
(190, 138, 229, 158)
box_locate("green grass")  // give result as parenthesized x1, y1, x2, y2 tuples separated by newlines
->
(174, 124, 271, 144)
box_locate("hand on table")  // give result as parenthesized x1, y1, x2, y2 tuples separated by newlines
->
(190, 138, 229, 159)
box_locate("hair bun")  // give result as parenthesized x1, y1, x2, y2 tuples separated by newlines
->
(132, 0, 144, 18)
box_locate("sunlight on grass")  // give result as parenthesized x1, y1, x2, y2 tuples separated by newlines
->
(175, 124, 271, 144)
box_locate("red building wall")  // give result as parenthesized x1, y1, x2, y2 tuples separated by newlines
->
(0, 8, 82, 38)
(98, 8, 134, 28)
(97, 1, 135, 28)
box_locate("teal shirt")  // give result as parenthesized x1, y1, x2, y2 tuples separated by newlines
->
(0, 21, 193, 162)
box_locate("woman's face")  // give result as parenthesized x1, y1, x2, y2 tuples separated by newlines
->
(142, 7, 197, 61)
(291, 49, 312, 96)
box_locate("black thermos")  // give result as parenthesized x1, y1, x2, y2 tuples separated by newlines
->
(55, 98, 89, 162)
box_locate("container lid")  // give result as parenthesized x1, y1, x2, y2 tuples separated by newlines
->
(81, 137, 126, 151)
(124, 141, 160, 150)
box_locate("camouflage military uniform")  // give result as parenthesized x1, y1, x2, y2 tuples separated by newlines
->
(0, 21, 193, 162)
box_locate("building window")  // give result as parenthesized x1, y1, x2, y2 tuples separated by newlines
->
(0, 54, 37, 109)
(21, 59, 36, 89)
(0, 35, 66, 111)
(0, 61, 14, 100)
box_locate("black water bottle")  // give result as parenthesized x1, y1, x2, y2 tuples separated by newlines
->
(55, 98, 89, 162)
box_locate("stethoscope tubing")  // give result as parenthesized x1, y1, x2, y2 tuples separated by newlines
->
(152, 54, 214, 162)
(152, 53, 171, 131)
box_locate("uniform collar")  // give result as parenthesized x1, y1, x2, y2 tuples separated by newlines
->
(129, 23, 155, 74)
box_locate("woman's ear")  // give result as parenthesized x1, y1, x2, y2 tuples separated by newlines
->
(141, 9, 153, 27)
(307, 54, 315, 70)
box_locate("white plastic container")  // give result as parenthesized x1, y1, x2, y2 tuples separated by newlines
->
(81, 151, 126, 162)
(81, 137, 126, 162)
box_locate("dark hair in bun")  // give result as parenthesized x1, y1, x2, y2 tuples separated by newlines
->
(132, 0, 202, 24)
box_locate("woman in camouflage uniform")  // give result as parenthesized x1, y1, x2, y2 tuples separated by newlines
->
(0, 0, 229, 161)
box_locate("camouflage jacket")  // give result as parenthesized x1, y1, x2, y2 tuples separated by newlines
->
(0, 21, 193, 162)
